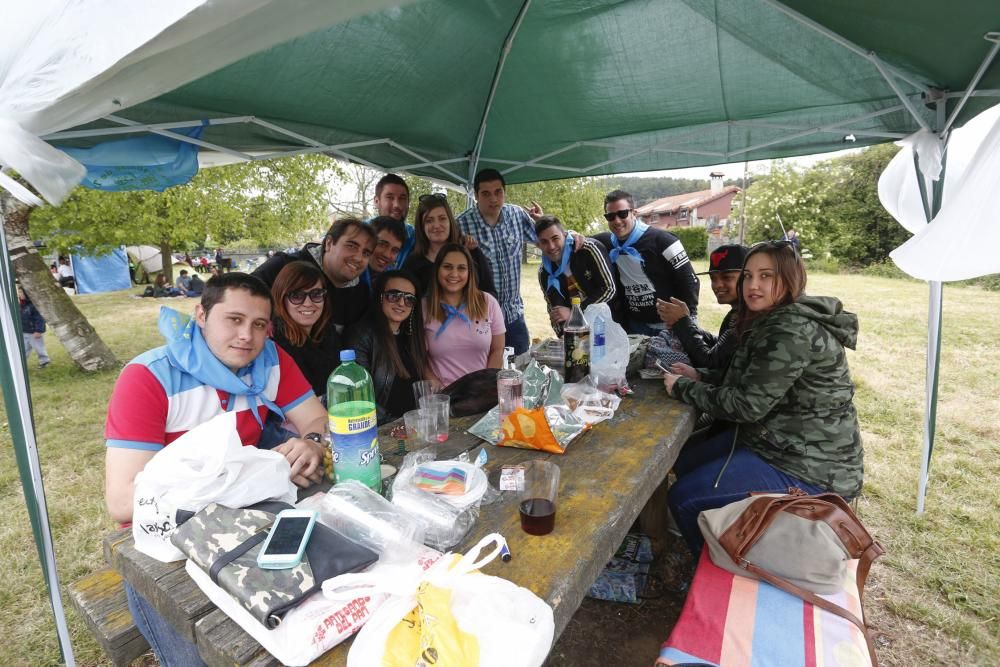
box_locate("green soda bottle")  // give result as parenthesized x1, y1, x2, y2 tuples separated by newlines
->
(327, 350, 381, 491)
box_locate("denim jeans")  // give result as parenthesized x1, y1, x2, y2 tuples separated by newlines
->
(667, 427, 826, 556)
(504, 315, 531, 355)
(125, 582, 207, 667)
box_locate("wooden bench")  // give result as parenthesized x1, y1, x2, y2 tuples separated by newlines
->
(67, 530, 149, 666)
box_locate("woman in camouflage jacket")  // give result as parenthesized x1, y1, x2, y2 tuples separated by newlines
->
(662, 241, 863, 555)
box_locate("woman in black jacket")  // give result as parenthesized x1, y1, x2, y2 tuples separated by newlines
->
(403, 194, 496, 298)
(270, 261, 340, 398)
(349, 269, 428, 424)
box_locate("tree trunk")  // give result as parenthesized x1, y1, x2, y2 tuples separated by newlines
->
(1, 191, 119, 372)
(159, 239, 173, 283)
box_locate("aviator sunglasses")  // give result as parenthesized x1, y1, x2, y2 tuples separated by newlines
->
(384, 289, 418, 306)
(603, 208, 633, 222)
(286, 288, 327, 305)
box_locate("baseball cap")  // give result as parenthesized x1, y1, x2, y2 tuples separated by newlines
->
(698, 244, 748, 274)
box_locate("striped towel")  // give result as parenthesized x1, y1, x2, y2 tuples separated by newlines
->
(656, 550, 873, 667)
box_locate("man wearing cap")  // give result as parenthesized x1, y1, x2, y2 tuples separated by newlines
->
(657, 243, 748, 370)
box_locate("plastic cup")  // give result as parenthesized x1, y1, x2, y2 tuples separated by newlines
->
(519, 460, 560, 535)
(497, 369, 524, 423)
(412, 380, 436, 406)
(418, 394, 450, 443)
(403, 408, 433, 445)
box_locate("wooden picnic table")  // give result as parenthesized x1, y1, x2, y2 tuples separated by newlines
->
(108, 376, 695, 666)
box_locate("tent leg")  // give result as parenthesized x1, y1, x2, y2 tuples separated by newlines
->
(917, 281, 943, 514)
(0, 212, 76, 664)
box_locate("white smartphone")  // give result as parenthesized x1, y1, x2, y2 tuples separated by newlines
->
(256, 509, 318, 570)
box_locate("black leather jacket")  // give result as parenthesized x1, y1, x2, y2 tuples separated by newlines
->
(348, 321, 419, 424)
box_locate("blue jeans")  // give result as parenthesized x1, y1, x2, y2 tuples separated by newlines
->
(667, 427, 826, 556)
(505, 315, 531, 355)
(125, 582, 207, 667)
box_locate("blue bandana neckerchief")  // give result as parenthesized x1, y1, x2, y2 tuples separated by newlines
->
(542, 232, 574, 299)
(609, 220, 649, 265)
(436, 302, 472, 338)
(158, 307, 283, 428)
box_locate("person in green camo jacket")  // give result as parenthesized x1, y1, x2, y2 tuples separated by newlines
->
(662, 240, 863, 555)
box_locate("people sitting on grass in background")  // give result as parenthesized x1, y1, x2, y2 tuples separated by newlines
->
(253, 218, 376, 336)
(424, 243, 505, 388)
(18, 286, 50, 368)
(175, 269, 204, 297)
(457, 168, 544, 355)
(656, 243, 747, 370)
(592, 190, 700, 336)
(367, 173, 416, 268)
(404, 193, 496, 299)
(57, 256, 75, 291)
(152, 273, 181, 297)
(349, 269, 428, 424)
(269, 261, 340, 399)
(534, 215, 617, 334)
(363, 216, 407, 288)
(104, 272, 327, 666)
(662, 241, 864, 556)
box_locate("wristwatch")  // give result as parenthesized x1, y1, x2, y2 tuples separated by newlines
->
(303, 432, 325, 445)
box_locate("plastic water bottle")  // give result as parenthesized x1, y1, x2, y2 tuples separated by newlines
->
(591, 313, 607, 363)
(327, 350, 381, 491)
(563, 297, 591, 383)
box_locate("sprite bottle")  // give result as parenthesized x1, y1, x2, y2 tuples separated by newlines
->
(327, 350, 381, 491)
(563, 297, 591, 383)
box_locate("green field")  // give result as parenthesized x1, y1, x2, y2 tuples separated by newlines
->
(1, 262, 998, 665)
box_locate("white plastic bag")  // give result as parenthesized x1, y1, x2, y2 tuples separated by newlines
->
(342, 534, 554, 667)
(583, 303, 629, 391)
(132, 411, 297, 562)
(560, 375, 622, 424)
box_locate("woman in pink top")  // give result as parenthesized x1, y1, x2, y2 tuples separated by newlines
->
(424, 244, 506, 387)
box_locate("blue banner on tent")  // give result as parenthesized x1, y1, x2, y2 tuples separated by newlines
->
(59, 126, 203, 191)
(71, 248, 132, 294)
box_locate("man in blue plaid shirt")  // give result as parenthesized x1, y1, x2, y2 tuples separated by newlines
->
(457, 168, 544, 354)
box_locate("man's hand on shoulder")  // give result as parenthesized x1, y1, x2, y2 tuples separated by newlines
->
(275, 437, 324, 488)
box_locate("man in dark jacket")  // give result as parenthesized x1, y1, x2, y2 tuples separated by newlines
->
(17, 286, 50, 368)
(657, 244, 747, 370)
(534, 216, 617, 334)
(253, 218, 376, 335)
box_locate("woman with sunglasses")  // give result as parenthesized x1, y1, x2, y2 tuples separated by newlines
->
(424, 243, 505, 388)
(349, 270, 427, 423)
(661, 241, 864, 556)
(403, 193, 497, 298)
(270, 261, 340, 398)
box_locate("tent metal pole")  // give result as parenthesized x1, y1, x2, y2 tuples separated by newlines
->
(467, 0, 533, 185)
(870, 56, 931, 131)
(759, 0, 931, 95)
(249, 119, 385, 170)
(0, 207, 76, 665)
(501, 142, 582, 177)
(43, 116, 255, 140)
(916, 99, 948, 514)
(582, 147, 651, 173)
(942, 32, 1000, 136)
(390, 157, 469, 172)
(387, 141, 467, 184)
(104, 115, 256, 161)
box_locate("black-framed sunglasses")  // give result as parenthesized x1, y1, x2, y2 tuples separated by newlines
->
(384, 289, 417, 306)
(603, 209, 633, 222)
(751, 239, 795, 251)
(419, 193, 449, 204)
(286, 288, 327, 305)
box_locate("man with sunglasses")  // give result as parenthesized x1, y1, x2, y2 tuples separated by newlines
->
(593, 190, 700, 335)
(253, 218, 376, 335)
(457, 168, 544, 355)
(366, 173, 416, 268)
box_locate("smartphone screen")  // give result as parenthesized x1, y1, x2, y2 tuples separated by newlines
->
(263, 517, 312, 556)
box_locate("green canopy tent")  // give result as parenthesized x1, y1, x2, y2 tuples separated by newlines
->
(2, 0, 999, 660)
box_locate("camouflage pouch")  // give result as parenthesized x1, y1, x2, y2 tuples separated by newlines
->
(171, 501, 377, 628)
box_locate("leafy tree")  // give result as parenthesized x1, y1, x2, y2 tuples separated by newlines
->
(742, 161, 836, 256)
(32, 154, 337, 281)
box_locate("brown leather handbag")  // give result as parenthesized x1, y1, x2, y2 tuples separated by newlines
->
(699, 490, 885, 666)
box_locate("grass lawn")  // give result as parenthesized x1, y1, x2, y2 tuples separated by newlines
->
(1, 263, 998, 666)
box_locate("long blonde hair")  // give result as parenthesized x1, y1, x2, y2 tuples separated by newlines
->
(426, 244, 487, 322)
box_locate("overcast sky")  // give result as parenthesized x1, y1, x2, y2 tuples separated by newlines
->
(620, 147, 863, 182)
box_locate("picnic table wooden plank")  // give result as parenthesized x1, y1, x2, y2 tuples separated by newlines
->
(114, 377, 693, 666)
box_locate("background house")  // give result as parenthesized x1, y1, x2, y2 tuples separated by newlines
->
(635, 172, 740, 231)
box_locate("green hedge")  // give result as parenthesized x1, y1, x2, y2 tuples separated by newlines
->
(671, 226, 708, 260)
